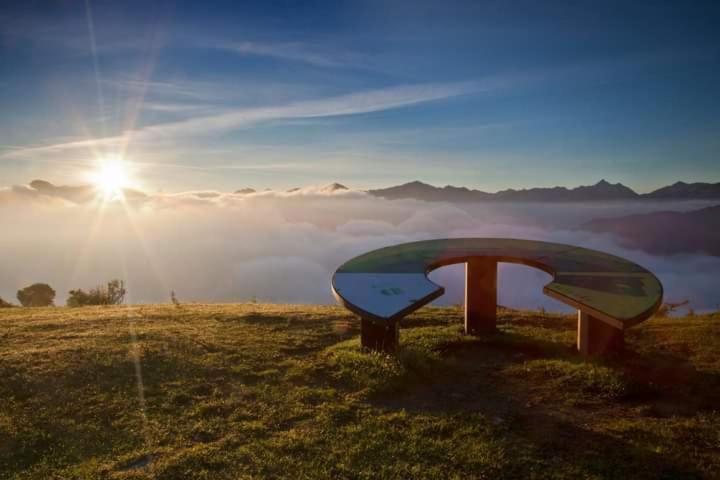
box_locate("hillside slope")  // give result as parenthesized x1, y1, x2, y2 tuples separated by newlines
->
(583, 205, 720, 256)
(1, 304, 719, 479)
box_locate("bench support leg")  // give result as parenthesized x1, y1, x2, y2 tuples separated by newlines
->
(577, 311, 624, 356)
(361, 317, 399, 353)
(465, 258, 498, 335)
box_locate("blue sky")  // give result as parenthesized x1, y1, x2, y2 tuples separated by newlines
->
(1, 0, 719, 192)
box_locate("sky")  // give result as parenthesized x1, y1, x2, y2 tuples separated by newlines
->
(1, 0, 719, 192)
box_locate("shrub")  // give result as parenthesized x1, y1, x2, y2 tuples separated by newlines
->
(67, 279, 126, 307)
(17, 283, 56, 307)
(170, 290, 181, 306)
(655, 300, 690, 318)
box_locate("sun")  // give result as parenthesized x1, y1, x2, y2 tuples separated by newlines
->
(90, 156, 132, 198)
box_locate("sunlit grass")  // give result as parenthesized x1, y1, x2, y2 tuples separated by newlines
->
(0, 304, 719, 478)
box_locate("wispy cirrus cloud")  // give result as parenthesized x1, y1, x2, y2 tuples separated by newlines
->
(139, 81, 479, 137)
(139, 102, 214, 113)
(5, 49, 677, 165)
(2, 81, 479, 159)
(210, 40, 365, 68)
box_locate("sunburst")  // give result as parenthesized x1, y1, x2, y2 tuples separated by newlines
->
(89, 156, 133, 199)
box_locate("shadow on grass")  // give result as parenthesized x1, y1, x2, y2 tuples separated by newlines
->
(323, 320, 716, 479)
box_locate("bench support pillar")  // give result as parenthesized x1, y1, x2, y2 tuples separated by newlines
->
(577, 311, 624, 356)
(465, 258, 498, 335)
(361, 317, 399, 353)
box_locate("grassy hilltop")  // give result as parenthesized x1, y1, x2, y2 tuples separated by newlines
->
(1, 304, 719, 479)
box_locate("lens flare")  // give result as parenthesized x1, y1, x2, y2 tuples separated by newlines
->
(90, 156, 132, 198)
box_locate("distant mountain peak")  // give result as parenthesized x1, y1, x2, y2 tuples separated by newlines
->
(323, 182, 348, 192)
(591, 179, 632, 189)
(402, 180, 432, 187)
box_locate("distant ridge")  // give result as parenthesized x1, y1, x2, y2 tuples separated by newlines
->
(29, 179, 96, 203)
(29, 179, 147, 202)
(368, 180, 720, 203)
(583, 205, 720, 256)
(643, 181, 720, 200)
(26, 178, 720, 203)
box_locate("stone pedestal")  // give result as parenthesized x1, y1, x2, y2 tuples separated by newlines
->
(360, 317, 399, 353)
(465, 258, 498, 335)
(577, 311, 624, 356)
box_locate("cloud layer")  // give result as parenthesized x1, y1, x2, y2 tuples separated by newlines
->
(1, 182, 718, 314)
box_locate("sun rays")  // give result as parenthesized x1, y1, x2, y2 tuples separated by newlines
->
(87, 155, 135, 200)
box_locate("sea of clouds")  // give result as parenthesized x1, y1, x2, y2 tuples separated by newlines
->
(1, 183, 718, 313)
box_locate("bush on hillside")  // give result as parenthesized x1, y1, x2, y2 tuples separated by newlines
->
(67, 279, 127, 307)
(170, 290, 181, 306)
(17, 283, 56, 307)
(0, 297, 15, 308)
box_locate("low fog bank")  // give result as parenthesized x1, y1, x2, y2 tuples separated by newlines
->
(1, 184, 718, 312)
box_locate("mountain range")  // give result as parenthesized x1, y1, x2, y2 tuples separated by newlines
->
(20, 179, 720, 257)
(368, 180, 720, 203)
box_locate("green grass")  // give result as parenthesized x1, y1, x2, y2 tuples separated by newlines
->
(1, 304, 719, 479)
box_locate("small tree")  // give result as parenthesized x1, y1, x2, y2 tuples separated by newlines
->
(106, 279, 127, 305)
(67, 279, 127, 307)
(17, 283, 56, 307)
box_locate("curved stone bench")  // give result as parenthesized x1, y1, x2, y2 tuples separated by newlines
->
(331, 238, 663, 356)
